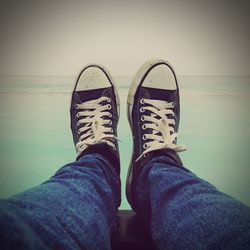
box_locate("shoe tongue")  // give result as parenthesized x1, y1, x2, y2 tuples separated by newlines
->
(142, 86, 178, 102)
(75, 87, 109, 103)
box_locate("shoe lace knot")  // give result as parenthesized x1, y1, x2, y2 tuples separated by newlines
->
(75, 96, 117, 154)
(137, 98, 186, 161)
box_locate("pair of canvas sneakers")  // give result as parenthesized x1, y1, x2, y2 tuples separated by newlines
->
(70, 59, 186, 210)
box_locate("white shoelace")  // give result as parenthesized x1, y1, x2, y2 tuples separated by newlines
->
(75, 96, 116, 154)
(137, 98, 186, 161)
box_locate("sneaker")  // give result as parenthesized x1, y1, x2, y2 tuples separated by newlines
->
(70, 64, 120, 172)
(126, 59, 186, 210)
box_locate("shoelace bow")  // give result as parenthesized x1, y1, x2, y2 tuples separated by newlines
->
(137, 98, 186, 161)
(75, 96, 117, 153)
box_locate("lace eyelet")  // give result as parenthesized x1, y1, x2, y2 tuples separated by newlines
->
(140, 107, 145, 113)
(140, 98, 145, 104)
(106, 98, 111, 103)
(76, 113, 80, 117)
(143, 143, 147, 149)
(107, 104, 112, 110)
(108, 113, 112, 118)
(109, 120, 112, 125)
(77, 121, 80, 126)
(78, 130, 81, 134)
(142, 134, 146, 140)
(171, 102, 175, 108)
(142, 124, 146, 130)
(75, 104, 79, 109)
(141, 115, 145, 121)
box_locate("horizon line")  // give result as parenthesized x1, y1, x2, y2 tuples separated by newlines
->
(0, 74, 249, 78)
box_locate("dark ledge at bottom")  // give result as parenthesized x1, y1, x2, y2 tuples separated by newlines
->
(111, 210, 155, 250)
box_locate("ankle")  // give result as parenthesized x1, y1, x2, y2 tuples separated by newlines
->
(152, 148, 183, 166)
(77, 143, 120, 175)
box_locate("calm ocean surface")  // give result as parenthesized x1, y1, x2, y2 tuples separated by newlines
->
(0, 75, 249, 209)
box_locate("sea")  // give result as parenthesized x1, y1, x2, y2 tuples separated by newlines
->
(0, 75, 249, 209)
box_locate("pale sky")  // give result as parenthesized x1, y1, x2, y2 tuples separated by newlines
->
(0, 0, 249, 76)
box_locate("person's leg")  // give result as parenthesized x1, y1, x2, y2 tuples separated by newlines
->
(0, 153, 120, 250)
(136, 155, 250, 249)
(126, 59, 250, 249)
(0, 64, 121, 249)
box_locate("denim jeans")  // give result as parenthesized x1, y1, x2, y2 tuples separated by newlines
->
(0, 154, 250, 249)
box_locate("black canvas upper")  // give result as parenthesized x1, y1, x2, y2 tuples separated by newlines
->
(131, 86, 180, 162)
(70, 70, 120, 175)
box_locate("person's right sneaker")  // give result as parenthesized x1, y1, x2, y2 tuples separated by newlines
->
(126, 59, 187, 211)
(70, 64, 120, 174)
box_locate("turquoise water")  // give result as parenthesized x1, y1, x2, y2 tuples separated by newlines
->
(0, 76, 249, 209)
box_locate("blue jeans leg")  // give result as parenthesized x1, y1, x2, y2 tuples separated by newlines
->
(0, 154, 120, 250)
(137, 156, 250, 249)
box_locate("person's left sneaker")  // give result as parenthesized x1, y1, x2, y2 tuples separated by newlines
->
(126, 59, 187, 211)
(70, 65, 120, 174)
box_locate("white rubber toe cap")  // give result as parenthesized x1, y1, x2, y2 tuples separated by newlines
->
(76, 66, 111, 91)
(141, 64, 177, 90)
